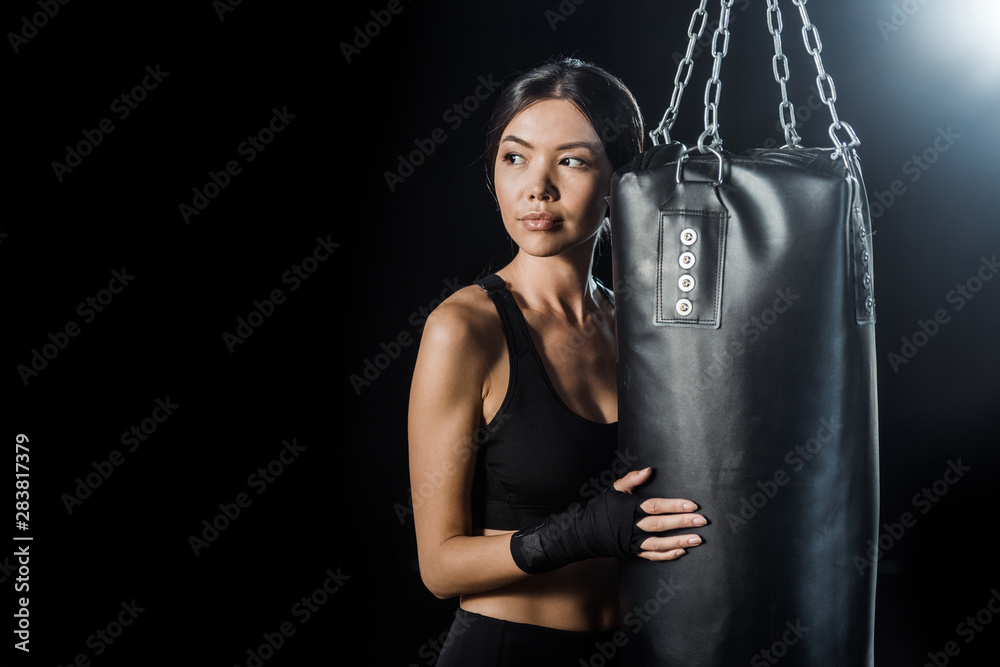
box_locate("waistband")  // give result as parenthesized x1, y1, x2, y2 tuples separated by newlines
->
(439, 607, 623, 667)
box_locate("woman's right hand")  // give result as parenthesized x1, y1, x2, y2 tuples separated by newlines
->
(614, 467, 706, 561)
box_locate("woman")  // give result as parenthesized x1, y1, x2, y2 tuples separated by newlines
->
(407, 58, 706, 666)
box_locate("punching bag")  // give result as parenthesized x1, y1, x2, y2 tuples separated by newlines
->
(611, 2, 879, 665)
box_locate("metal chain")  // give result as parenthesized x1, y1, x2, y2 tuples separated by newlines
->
(698, 0, 735, 151)
(650, 0, 710, 146)
(652, 0, 858, 156)
(766, 0, 802, 148)
(790, 0, 860, 157)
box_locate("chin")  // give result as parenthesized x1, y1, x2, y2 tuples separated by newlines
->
(515, 236, 594, 259)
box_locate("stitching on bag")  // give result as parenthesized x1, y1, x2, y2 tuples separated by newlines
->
(655, 214, 664, 323)
(655, 210, 727, 327)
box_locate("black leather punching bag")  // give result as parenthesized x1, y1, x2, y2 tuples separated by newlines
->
(610, 3, 879, 665)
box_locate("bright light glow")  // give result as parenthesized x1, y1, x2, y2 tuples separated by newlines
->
(905, 0, 1000, 94)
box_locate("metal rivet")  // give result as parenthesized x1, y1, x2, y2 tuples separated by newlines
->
(675, 298, 693, 316)
(862, 251, 870, 265)
(678, 274, 696, 292)
(859, 226, 867, 239)
(679, 251, 696, 269)
(863, 272, 872, 288)
(680, 228, 698, 245)
(866, 296, 875, 311)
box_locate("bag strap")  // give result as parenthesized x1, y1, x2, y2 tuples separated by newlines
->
(650, 0, 861, 161)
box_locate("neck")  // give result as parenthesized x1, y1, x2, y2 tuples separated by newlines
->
(499, 242, 603, 323)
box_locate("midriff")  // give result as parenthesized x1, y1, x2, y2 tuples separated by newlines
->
(459, 527, 620, 632)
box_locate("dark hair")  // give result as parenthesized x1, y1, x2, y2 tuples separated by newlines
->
(485, 57, 644, 193)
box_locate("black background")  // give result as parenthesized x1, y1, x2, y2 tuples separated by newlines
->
(6, 0, 998, 665)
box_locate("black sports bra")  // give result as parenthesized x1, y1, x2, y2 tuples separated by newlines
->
(470, 274, 619, 531)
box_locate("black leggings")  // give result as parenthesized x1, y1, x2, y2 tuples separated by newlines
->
(435, 608, 622, 667)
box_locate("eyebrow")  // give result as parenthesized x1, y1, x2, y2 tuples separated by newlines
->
(499, 135, 601, 152)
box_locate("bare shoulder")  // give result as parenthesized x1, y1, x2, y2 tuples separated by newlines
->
(419, 284, 502, 359)
(409, 283, 504, 419)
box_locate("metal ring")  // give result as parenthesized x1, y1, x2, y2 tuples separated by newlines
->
(675, 145, 725, 186)
(828, 120, 860, 149)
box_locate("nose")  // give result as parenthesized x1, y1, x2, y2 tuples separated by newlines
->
(526, 164, 557, 201)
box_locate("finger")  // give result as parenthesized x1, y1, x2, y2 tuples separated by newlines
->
(639, 497, 699, 515)
(639, 534, 702, 553)
(613, 467, 652, 494)
(637, 548, 688, 561)
(636, 513, 706, 533)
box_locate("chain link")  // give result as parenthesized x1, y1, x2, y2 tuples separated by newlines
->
(766, 0, 802, 148)
(652, 0, 859, 156)
(790, 0, 860, 157)
(650, 0, 711, 146)
(698, 0, 735, 151)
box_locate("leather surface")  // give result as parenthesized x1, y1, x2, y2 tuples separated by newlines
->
(610, 144, 879, 666)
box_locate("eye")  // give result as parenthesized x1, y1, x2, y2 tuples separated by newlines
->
(502, 153, 525, 165)
(561, 156, 589, 168)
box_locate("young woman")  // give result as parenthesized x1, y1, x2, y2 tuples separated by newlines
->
(407, 58, 706, 666)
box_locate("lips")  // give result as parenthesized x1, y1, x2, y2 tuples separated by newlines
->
(520, 212, 562, 231)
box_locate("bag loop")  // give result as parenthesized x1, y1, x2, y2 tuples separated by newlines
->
(675, 145, 725, 186)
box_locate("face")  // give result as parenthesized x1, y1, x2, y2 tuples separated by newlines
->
(493, 98, 613, 259)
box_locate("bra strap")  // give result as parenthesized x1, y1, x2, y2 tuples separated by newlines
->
(474, 273, 532, 357)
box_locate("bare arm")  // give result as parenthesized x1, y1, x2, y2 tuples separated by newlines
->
(407, 300, 528, 599)
(407, 294, 707, 599)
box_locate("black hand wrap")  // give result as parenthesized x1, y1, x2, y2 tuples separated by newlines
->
(509, 487, 647, 574)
